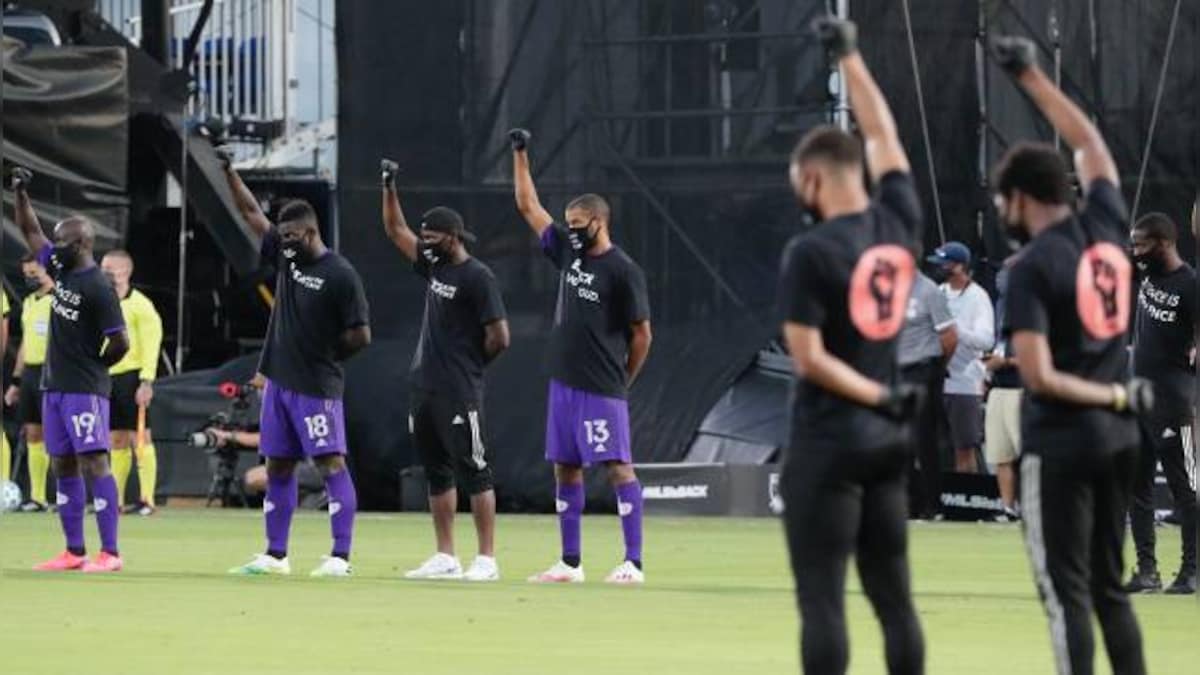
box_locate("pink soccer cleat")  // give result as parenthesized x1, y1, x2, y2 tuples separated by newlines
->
(32, 551, 88, 572)
(81, 551, 124, 574)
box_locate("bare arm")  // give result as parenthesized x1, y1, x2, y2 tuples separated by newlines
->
(841, 53, 910, 181)
(627, 321, 653, 385)
(939, 325, 959, 361)
(512, 146, 554, 235)
(483, 319, 511, 364)
(13, 178, 48, 253)
(336, 325, 372, 361)
(382, 183, 419, 262)
(784, 322, 886, 407)
(222, 165, 272, 237)
(1012, 331, 1117, 407)
(101, 331, 131, 368)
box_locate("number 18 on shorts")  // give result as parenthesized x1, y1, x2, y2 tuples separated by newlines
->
(259, 379, 347, 459)
(544, 379, 632, 466)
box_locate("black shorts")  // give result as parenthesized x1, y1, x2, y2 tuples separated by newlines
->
(409, 388, 493, 496)
(110, 370, 142, 431)
(18, 364, 43, 425)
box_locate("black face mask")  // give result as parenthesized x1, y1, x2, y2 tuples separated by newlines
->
(104, 272, 119, 288)
(281, 237, 312, 266)
(24, 276, 42, 291)
(928, 266, 951, 283)
(419, 240, 452, 266)
(50, 243, 79, 275)
(798, 181, 823, 229)
(567, 220, 597, 254)
(1133, 251, 1165, 276)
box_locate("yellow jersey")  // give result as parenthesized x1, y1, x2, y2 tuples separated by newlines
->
(20, 291, 54, 366)
(109, 288, 164, 380)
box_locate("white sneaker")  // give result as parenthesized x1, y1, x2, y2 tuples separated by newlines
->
(404, 552, 463, 580)
(604, 561, 645, 585)
(228, 553, 291, 576)
(310, 555, 352, 578)
(527, 560, 585, 584)
(462, 555, 500, 582)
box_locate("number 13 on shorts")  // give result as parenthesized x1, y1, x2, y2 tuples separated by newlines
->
(584, 419, 610, 450)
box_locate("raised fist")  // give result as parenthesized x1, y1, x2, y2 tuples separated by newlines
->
(812, 16, 857, 60)
(381, 158, 400, 187)
(509, 128, 531, 152)
(10, 166, 32, 191)
(992, 36, 1037, 76)
(214, 145, 235, 170)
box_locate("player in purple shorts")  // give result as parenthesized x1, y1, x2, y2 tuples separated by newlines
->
(13, 167, 131, 574)
(510, 129, 654, 585)
(222, 154, 371, 577)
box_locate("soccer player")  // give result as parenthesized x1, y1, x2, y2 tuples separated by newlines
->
(101, 249, 164, 516)
(510, 128, 653, 585)
(222, 159, 371, 578)
(1, 289, 10, 485)
(777, 18, 924, 674)
(1126, 213, 1196, 595)
(3, 255, 55, 511)
(380, 160, 511, 581)
(993, 36, 1149, 674)
(13, 167, 131, 573)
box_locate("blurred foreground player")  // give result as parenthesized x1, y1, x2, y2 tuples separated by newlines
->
(511, 128, 653, 584)
(1, 289, 9, 485)
(993, 36, 1148, 675)
(381, 160, 511, 581)
(222, 156, 371, 577)
(778, 19, 924, 674)
(101, 249, 164, 516)
(13, 167, 131, 573)
(3, 255, 55, 510)
(1126, 213, 1196, 595)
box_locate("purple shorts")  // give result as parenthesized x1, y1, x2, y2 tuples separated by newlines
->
(259, 379, 347, 459)
(544, 379, 632, 467)
(42, 392, 112, 457)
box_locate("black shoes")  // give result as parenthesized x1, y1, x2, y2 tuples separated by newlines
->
(1164, 570, 1197, 595)
(1123, 569, 1163, 594)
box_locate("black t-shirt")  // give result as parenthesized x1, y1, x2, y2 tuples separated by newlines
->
(990, 264, 1023, 389)
(1132, 263, 1195, 415)
(37, 245, 125, 396)
(410, 255, 507, 403)
(540, 223, 651, 399)
(258, 230, 370, 399)
(778, 171, 923, 452)
(1005, 179, 1138, 453)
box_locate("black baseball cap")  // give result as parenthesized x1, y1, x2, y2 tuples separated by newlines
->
(421, 206, 476, 243)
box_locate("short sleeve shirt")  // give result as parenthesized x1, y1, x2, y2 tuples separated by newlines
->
(258, 230, 370, 399)
(540, 223, 651, 399)
(1004, 179, 1138, 453)
(410, 255, 507, 404)
(1132, 263, 1196, 417)
(897, 273, 955, 367)
(36, 245, 126, 396)
(778, 171, 923, 453)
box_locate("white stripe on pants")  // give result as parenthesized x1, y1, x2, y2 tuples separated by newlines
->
(1021, 455, 1071, 675)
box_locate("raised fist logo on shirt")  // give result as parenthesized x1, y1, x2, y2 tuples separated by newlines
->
(1075, 242, 1130, 340)
(849, 244, 915, 341)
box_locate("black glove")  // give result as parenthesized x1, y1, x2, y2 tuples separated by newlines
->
(877, 383, 922, 421)
(380, 158, 400, 188)
(10, 166, 32, 190)
(213, 145, 235, 170)
(1114, 378, 1155, 416)
(812, 16, 857, 60)
(508, 128, 531, 152)
(991, 36, 1037, 76)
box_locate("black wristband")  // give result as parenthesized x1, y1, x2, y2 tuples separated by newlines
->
(10, 374, 21, 386)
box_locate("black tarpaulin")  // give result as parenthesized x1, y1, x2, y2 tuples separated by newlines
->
(1, 37, 129, 263)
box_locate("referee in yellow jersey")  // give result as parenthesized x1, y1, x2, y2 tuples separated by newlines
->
(100, 250, 164, 516)
(2, 285, 11, 487)
(3, 255, 55, 510)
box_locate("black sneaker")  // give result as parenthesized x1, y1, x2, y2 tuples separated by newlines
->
(1164, 571, 1197, 595)
(19, 501, 48, 513)
(1123, 569, 1162, 593)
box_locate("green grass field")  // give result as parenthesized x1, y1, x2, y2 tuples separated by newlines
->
(0, 510, 1194, 674)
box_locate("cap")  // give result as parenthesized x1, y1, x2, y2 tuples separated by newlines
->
(420, 206, 477, 243)
(926, 241, 971, 267)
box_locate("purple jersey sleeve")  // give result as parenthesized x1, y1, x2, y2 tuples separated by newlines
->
(540, 223, 570, 270)
(36, 242, 52, 269)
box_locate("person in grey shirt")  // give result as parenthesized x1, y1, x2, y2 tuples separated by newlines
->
(899, 272, 958, 519)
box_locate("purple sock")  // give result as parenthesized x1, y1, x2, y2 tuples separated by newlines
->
(557, 482, 584, 565)
(324, 469, 357, 560)
(57, 476, 86, 554)
(92, 474, 121, 555)
(615, 480, 643, 566)
(264, 472, 298, 558)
